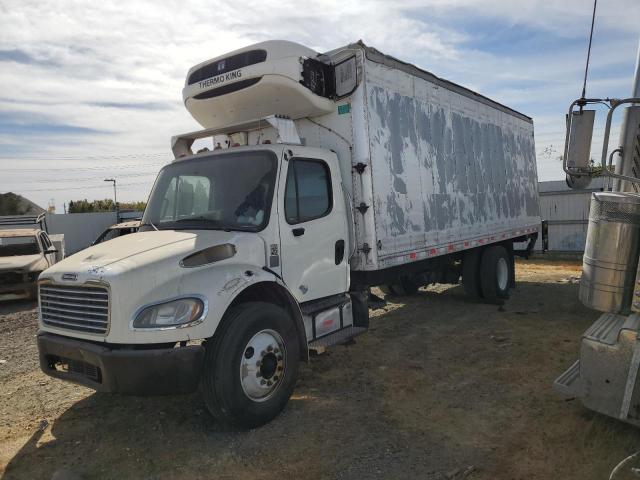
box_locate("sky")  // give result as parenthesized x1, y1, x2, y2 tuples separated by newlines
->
(1, 0, 639, 212)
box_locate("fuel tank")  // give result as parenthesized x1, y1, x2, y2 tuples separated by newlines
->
(580, 191, 640, 313)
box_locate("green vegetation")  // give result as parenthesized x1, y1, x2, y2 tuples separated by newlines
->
(68, 199, 146, 213)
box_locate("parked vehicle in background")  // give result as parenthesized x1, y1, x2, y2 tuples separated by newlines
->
(92, 220, 141, 245)
(36, 40, 541, 428)
(0, 215, 61, 300)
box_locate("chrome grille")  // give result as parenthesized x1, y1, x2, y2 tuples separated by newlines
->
(40, 284, 109, 334)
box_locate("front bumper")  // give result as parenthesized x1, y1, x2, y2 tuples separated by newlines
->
(37, 332, 204, 395)
(0, 269, 36, 297)
(0, 282, 34, 299)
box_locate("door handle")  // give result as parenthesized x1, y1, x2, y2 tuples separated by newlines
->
(292, 227, 305, 237)
(335, 239, 345, 265)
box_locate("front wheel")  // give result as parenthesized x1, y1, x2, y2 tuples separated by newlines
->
(201, 302, 300, 429)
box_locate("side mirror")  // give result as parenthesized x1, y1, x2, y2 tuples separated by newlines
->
(564, 109, 595, 190)
(45, 246, 58, 254)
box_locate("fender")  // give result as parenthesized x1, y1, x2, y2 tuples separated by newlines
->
(224, 273, 309, 362)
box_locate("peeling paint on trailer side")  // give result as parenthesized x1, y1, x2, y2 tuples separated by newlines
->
(361, 59, 540, 270)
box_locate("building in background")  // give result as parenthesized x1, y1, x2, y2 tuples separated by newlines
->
(538, 178, 605, 253)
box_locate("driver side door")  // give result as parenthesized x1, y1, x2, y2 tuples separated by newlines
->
(278, 149, 349, 302)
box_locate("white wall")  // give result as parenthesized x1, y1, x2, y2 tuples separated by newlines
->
(538, 179, 605, 252)
(46, 212, 117, 255)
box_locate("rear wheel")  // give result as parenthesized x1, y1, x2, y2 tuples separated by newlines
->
(201, 302, 300, 429)
(462, 249, 483, 301)
(386, 274, 421, 296)
(480, 245, 512, 303)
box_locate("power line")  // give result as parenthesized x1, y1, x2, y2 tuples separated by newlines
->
(14, 172, 158, 184)
(15, 180, 153, 193)
(2, 161, 167, 173)
(0, 152, 170, 162)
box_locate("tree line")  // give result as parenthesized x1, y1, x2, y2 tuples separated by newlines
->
(68, 199, 146, 213)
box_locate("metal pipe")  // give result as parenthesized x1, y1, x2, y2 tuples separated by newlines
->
(632, 41, 640, 99)
(614, 39, 640, 191)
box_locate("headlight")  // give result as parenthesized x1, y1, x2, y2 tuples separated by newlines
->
(133, 297, 206, 329)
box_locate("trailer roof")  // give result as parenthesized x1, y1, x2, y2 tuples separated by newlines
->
(350, 41, 532, 124)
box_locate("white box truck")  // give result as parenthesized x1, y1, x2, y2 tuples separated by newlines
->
(37, 40, 541, 428)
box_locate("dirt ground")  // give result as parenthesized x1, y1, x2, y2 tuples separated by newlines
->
(2, 259, 640, 479)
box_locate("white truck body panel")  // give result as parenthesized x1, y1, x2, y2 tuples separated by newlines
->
(357, 50, 540, 271)
(208, 42, 540, 273)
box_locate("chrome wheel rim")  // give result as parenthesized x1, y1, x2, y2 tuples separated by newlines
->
(497, 257, 509, 291)
(240, 329, 286, 402)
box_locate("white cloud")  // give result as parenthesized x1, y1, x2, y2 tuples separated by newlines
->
(0, 0, 639, 208)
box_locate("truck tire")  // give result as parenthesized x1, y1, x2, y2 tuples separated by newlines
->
(201, 302, 300, 429)
(479, 245, 512, 303)
(462, 249, 483, 301)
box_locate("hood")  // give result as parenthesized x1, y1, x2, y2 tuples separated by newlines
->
(0, 254, 44, 271)
(67, 230, 197, 269)
(42, 230, 266, 280)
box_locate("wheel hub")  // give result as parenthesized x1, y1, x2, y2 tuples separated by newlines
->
(260, 352, 278, 379)
(240, 329, 286, 402)
(497, 257, 509, 291)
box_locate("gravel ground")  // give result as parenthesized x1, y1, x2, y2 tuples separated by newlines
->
(2, 260, 640, 479)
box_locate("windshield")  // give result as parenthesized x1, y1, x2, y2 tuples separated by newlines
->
(0, 236, 40, 256)
(142, 150, 278, 232)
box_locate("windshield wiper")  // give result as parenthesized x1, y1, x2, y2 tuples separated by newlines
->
(172, 217, 233, 230)
(174, 216, 220, 224)
(139, 221, 159, 231)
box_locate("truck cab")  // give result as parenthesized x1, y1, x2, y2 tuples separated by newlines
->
(37, 142, 359, 428)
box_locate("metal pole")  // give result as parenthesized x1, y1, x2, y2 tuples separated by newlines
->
(632, 40, 640, 99)
(113, 180, 118, 213)
(614, 38, 640, 191)
(104, 178, 117, 213)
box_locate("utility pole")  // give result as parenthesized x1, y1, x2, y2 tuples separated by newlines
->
(104, 178, 118, 213)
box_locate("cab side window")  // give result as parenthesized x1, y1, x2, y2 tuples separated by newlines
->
(284, 159, 332, 224)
